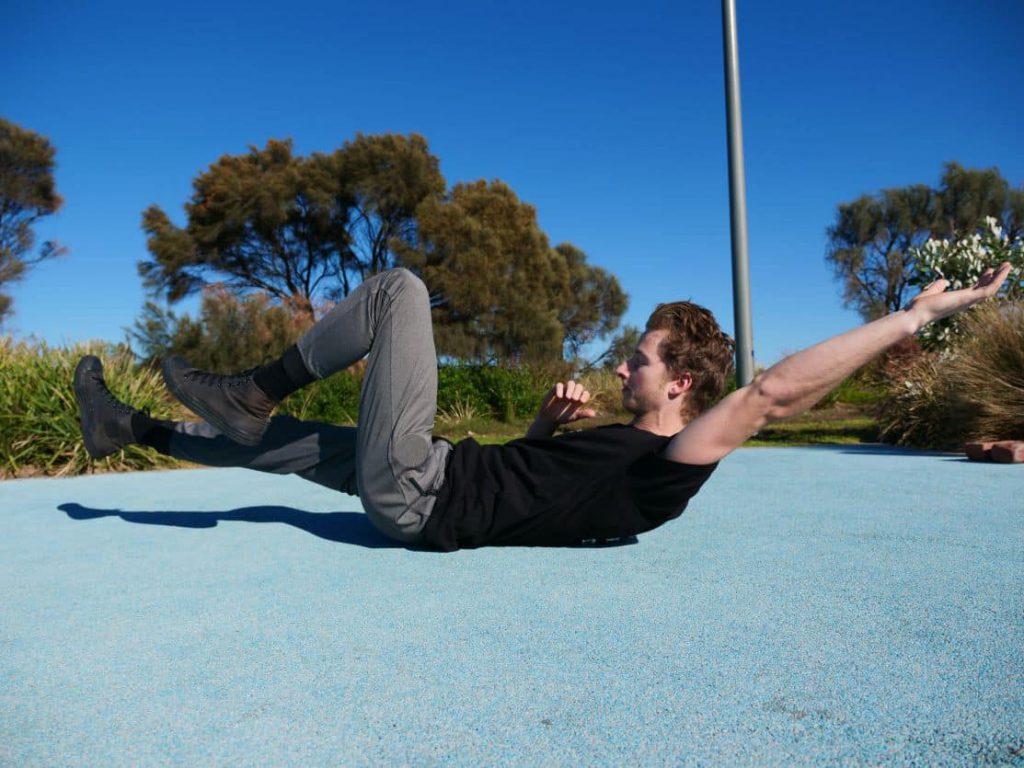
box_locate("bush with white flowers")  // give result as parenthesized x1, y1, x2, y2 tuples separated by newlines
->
(909, 216, 1023, 348)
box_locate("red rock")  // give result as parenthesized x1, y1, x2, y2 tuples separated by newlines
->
(965, 442, 996, 461)
(991, 441, 1024, 464)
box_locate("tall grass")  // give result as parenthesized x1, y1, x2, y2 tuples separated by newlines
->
(878, 302, 1024, 448)
(1, 343, 571, 476)
(944, 302, 1024, 441)
(0, 340, 185, 477)
(574, 367, 629, 419)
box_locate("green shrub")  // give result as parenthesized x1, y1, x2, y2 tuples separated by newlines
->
(814, 369, 887, 409)
(278, 367, 363, 424)
(437, 365, 553, 422)
(0, 340, 186, 477)
(277, 362, 561, 425)
(706, 366, 883, 411)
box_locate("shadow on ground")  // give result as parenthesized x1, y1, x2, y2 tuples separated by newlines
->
(57, 502, 401, 548)
(834, 444, 955, 458)
(57, 503, 640, 549)
(833, 444, 998, 463)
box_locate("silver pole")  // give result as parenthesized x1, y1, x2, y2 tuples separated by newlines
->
(721, 0, 755, 386)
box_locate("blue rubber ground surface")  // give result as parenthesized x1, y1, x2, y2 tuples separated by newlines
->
(2, 445, 1022, 766)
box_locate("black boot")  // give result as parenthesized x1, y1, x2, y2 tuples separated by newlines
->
(161, 356, 277, 446)
(73, 356, 139, 459)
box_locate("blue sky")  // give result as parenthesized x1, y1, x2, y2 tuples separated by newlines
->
(3, 0, 1022, 365)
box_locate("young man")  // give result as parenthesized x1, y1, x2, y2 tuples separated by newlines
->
(74, 263, 1012, 551)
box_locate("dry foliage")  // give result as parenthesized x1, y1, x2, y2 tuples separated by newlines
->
(944, 302, 1024, 441)
(878, 302, 1024, 448)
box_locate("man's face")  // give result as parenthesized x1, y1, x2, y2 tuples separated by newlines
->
(614, 329, 676, 415)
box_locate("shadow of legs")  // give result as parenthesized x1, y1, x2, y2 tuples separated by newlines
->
(58, 503, 404, 549)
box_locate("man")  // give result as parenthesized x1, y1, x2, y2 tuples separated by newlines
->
(74, 263, 1012, 551)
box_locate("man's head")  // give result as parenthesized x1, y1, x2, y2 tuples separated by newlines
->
(616, 301, 735, 423)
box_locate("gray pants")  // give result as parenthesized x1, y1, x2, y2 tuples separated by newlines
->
(164, 269, 452, 544)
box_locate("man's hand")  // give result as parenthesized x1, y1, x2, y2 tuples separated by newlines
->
(905, 262, 1013, 327)
(525, 381, 597, 439)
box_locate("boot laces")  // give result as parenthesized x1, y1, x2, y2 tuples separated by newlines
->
(89, 372, 136, 416)
(184, 367, 258, 389)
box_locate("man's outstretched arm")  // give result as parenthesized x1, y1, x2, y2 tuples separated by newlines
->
(664, 262, 1013, 466)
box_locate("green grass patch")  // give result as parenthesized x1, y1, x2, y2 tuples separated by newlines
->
(744, 416, 879, 447)
(434, 412, 880, 448)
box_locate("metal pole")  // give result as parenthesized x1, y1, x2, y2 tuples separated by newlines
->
(721, 0, 755, 386)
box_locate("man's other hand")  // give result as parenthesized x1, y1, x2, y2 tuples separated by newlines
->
(523, 381, 599, 439)
(537, 381, 597, 425)
(905, 262, 1013, 327)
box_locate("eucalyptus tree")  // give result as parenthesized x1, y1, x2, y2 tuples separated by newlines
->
(0, 118, 65, 324)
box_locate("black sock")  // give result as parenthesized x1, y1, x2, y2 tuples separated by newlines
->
(131, 412, 174, 455)
(253, 344, 316, 402)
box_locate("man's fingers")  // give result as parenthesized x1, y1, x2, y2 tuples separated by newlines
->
(974, 262, 1011, 292)
(543, 381, 596, 422)
(561, 381, 590, 403)
(534, 380, 600, 425)
(557, 400, 578, 421)
(986, 262, 1011, 285)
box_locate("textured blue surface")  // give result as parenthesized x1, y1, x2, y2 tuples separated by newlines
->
(2, 446, 1023, 766)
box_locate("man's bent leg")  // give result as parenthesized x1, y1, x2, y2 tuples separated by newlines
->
(297, 269, 449, 543)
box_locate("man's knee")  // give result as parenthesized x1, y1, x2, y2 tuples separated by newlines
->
(381, 267, 427, 300)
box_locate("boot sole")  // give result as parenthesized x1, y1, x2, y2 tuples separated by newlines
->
(161, 359, 267, 447)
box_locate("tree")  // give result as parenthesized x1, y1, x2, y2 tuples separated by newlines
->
(932, 162, 1014, 240)
(588, 324, 641, 371)
(332, 132, 445, 291)
(129, 287, 314, 370)
(826, 162, 1021, 320)
(0, 118, 65, 325)
(138, 133, 444, 319)
(397, 180, 627, 365)
(826, 184, 935, 320)
(554, 242, 628, 361)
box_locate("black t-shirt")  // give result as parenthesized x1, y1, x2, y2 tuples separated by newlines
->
(420, 424, 717, 551)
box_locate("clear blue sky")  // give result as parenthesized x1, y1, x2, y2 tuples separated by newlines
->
(3, 0, 1022, 365)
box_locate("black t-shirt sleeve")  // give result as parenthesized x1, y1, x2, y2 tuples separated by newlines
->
(626, 452, 718, 526)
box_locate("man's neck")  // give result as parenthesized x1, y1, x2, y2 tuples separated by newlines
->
(629, 409, 687, 437)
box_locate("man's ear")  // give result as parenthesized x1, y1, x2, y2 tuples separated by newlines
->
(668, 372, 693, 397)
